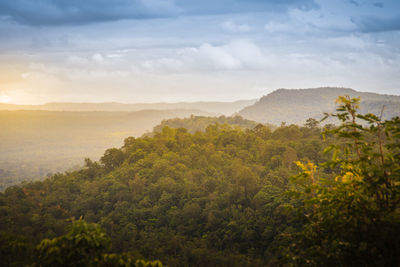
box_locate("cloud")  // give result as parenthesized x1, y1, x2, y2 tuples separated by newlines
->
(179, 0, 318, 14)
(141, 40, 268, 73)
(349, 0, 359, 7)
(106, 54, 124, 59)
(92, 53, 104, 64)
(264, 21, 291, 33)
(196, 43, 242, 69)
(66, 56, 90, 66)
(353, 16, 400, 32)
(0, 0, 319, 26)
(373, 2, 384, 8)
(285, 5, 362, 34)
(0, 0, 179, 26)
(221, 21, 252, 33)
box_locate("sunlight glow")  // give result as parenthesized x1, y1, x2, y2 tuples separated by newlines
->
(0, 93, 13, 103)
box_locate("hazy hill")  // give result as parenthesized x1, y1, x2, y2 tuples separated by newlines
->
(0, 99, 256, 116)
(239, 87, 400, 125)
(0, 109, 212, 189)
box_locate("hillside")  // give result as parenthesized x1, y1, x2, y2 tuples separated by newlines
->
(239, 87, 400, 124)
(0, 122, 328, 266)
(1, 99, 398, 266)
(0, 109, 212, 190)
(0, 99, 256, 116)
(153, 115, 262, 134)
(1, 96, 399, 266)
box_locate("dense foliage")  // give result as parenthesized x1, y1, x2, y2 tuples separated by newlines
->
(36, 218, 162, 267)
(285, 96, 400, 266)
(0, 96, 399, 266)
(1, 119, 326, 266)
(153, 115, 272, 134)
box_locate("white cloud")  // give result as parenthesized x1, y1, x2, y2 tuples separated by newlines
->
(141, 40, 268, 73)
(66, 53, 124, 69)
(264, 21, 291, 33)
(67, 70, 130, 80)
(221, 21, 253, 33)
(196, 43, 241, 69)
(106, 54, 124, 58)
(114, 48, 137, 53)
(92, 53, 104, 63)
(67, 55, 90, 66)
(141, 58, 184, 72)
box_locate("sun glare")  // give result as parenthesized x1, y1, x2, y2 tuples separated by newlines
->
(0, 94, 13, 103)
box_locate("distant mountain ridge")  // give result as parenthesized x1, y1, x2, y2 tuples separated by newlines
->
(0, 108, 213, 189)
(0, 99, 257, 116)
(239, 87, 400, 125)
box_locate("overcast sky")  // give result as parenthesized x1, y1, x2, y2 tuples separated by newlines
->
(0, 0, 399, 104)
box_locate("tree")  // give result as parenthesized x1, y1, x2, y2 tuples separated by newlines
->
(286, 96, 400, 266)
(35, 218, 163, 267)
(100, 148, 125, 171)
(304, 118, 319, 129)
(36, 218, 110, 267)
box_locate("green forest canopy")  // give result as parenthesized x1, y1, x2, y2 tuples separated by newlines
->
(0, 96, 399, 266)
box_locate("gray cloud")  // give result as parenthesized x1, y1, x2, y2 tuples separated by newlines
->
(373, 2, 384, 8)
(0, 0, 318, 26)
(349, 0, 359, 7)
(176, 0, 318, 14)
(0, 0, 179, 25)
(353, 16, 400, 32)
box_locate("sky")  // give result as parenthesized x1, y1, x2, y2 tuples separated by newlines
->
(0, 0, 399, 104)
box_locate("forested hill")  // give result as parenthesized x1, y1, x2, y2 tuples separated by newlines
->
(239, 87, 400, 124)
(0, 99, 256, 116)
(153, 115, 270, 134)
(0, 96, 399, 266)
(0, 121, 328, 266)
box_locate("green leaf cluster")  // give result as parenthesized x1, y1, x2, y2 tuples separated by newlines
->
(286, 96, 400, 266)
